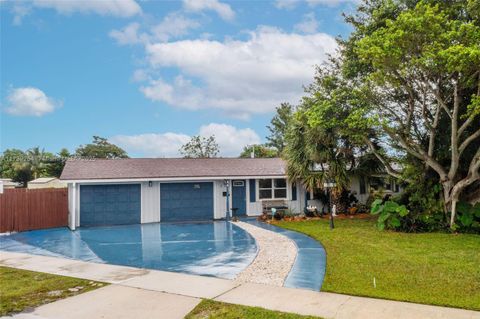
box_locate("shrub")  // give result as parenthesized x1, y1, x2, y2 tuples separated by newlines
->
(283, 208, 296, 218)
(455, 202, 480, 233)
(340, 190, 359, 209)
(273, 209, 284, 220)
(365, 191, 384, 210)
(371, 199, 409, 231)
(304, 208, 316, 217)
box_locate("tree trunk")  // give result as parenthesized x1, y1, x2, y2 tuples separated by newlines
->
(442, 159, 480, 229)
(330, 188, 347, 214)
(442, 179, 460, 229)
(442, 180, 453, 217)
(450, 198, 458, 228)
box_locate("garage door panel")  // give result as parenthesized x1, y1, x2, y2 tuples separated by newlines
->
(80, 184, 141, 227)
(161, 182, 213, 222)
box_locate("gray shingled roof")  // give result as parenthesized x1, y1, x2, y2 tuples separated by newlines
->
(60, 158, 287, 180)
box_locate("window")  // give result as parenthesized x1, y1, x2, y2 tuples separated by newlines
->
(258, 178, 287, 199)
(233, 180, 245, 187)
(359, 177, 366, 194)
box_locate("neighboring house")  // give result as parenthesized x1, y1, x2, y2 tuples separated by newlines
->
(27, 177, 67, 189)
(0, 178, 21, 190)
(60, 158, 401, 230)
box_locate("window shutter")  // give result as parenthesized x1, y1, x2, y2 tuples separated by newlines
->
(292, 183, 297, 201)
(249, 179, 256, 202)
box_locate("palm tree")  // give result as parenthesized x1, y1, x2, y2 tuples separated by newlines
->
(284, 111, 381, 213)
(26, 147, 47, 179)
(284, 112, 350, 212)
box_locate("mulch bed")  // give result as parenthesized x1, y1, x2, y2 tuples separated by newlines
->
(264, 213, 374, 224)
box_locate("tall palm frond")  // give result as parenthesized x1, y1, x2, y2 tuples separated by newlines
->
(26, 147, 47, 179)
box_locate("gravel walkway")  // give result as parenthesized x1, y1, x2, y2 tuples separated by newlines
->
(233, 221, 297, 287)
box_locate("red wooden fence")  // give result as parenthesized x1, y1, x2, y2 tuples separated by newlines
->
(0, 188, 68, 233)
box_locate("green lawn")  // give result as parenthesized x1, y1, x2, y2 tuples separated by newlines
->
(0, 266, 104, 316)
(275, 218, 480, 311)
(185, 299, 322, 319)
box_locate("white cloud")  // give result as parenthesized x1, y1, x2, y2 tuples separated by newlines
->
(141, 26, 337, 118)
(150, 12, 201, 42)
(109, 13, 200, 45)
(183, 0, 235, 21)
(31, 0, 141, 17)
(8, 0, 141, 25)
(131, 69, 150, 82)
(5, 87, 61, 117)
(110, 123, 260, 157)
(274, 0, 299, 9)
(11, 3, 31, 25)
(110, 132, 190, 157)
(199, 123, 260, 156)
(306, 0, 360, 6)
(275, 0, 358, 9)
(109, 22, 143, 45)
(294, 12, 319, 34)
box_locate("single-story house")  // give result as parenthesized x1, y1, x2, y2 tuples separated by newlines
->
(27, 177, 67, 189)
(60, 158, 401, 230)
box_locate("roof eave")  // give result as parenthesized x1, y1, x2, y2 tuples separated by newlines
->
(60, 174, 287, 183)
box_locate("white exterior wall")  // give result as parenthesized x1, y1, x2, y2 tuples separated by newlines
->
(141, 181, 161, 223)
(289, 183, 305, 215)
(28, 179, 67, 189)
(214, 180, 227, 219)
(349, 175, 369, 204)
(67, 183, 80, 229)
(69, 180, 226, 226)
(246, 178, 305, 216)
(247, 178, 262, 216)
(69, 176, 379, 227)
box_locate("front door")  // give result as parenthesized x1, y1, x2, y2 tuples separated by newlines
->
(232, 180, 246, 216)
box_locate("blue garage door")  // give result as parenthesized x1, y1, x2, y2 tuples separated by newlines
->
(80, 184, 141, 227)
(161, 182, 213, 222)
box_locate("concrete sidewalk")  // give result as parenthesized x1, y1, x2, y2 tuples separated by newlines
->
(1, 251, 479, 319)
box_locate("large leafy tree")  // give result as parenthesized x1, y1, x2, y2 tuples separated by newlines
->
(44, 148, 71, 177)
(0, 148, 51, 185)
(351, 2, 480, 226)
(282, 48, 384, 212)
(240, 145, 278, 158)
(179, 135, 219, 158)
(0, 149, 33, 186)
(266, 103, 294, 154)
(76, 136, 128, 159)
(304, 0, 479, 227)
(0, 149, 26, 179)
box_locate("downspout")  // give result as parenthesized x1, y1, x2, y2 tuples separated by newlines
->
(225, 179, 230, 221)
(71, 182, 76, 230)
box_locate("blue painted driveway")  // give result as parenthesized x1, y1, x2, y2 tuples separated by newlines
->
(0, 221, 257, 280)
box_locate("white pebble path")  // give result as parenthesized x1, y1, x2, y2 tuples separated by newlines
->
(232, 221, 297, 287)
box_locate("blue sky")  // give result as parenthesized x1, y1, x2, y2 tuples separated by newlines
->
(1, 0, 355, 157)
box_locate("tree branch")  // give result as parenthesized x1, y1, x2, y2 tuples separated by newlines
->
(384, 127, 449, 181)
(459, 128, 480, 155)
(459, 73, 480, 136)
(427, 82, 452, 120)
(363, 137, 403, 180)
(428, 104, 441, 158)
(448, 78, 460, 180)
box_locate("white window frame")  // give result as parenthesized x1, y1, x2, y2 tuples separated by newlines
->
(257, 178, 288, 200)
